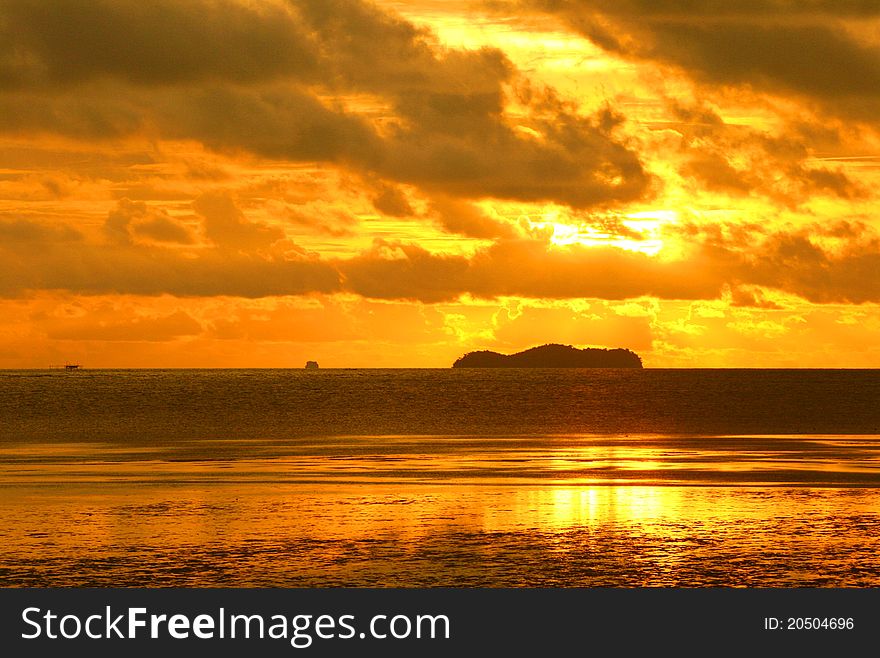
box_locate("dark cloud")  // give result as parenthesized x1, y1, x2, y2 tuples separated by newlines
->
(0, 217, 82, 242)
(337, 222, 880, 305)
(365, 179, 415, 217)
(193, 192, 284, 250)
(3, 208, 880, 304)
(793, 167, 860, 199)
(518, 0, 880, 123)
(565, 1, 880, 18)
(378, 97, 649, 206)
(0, 0, 317, 88)
(7, 226, 720, 302)
(677, 220, 880, 305)
(428, 197, 518, 239)
(0, 206, 341, 298)
(161, 84, 383, 164)
(741, 232, 880, 304)
(298, 0, 509, 93)
(0, 245, 343, 298)
(0, 88, 145, 140)
(682, 152, 753, 195)
(663, 25, 875, 99)
(106, 199, 196, 245)
(0, 0, 651, 209)
(340, 241, 472, 303)
(729, 285, 784, 310)
(659, 101, 862, 201)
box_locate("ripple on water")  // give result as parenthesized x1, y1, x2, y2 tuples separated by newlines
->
(1, 484, 879, 587)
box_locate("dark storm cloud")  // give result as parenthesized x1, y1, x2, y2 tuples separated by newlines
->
(0, 90, 145, 140)
(0, 0, 651, 209)
(378, 95, 649, 206)
(517, 0, 880, 122)
(0, 0, 317, 87)
(160, 85, 384, 164)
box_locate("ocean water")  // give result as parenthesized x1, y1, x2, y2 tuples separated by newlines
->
(1, 368, 879, 587)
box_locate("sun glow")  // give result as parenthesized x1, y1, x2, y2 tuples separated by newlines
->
(1, 0, 879, 368)
(530, 209, 677, 255)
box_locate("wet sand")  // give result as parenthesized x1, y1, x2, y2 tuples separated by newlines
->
(1, 435, 879, 587)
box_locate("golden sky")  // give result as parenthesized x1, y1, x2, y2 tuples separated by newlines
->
(2, 0, 880, 368)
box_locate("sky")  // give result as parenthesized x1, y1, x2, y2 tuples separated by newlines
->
(2, 0, 880, 368)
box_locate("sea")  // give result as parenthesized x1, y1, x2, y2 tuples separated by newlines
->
(1, 368, 879, 587)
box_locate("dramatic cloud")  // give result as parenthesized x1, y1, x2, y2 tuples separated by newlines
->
(678, 220, 880, 305)
(5, 205, 880, 306)
(516, 0, 880, 123)
(0, 0, 317, 87)
(741, 232, 880, 304)
(2, 0, 880, 367)
(0, 0, 651, 208)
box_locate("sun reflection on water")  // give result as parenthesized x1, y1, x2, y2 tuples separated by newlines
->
(2, 434, 880, 586)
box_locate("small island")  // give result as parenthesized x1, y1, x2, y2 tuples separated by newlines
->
(305, 361, 319, 369)
(452, 344, 642, 368)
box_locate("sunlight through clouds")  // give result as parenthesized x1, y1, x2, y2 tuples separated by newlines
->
(0, 0, 879, 366)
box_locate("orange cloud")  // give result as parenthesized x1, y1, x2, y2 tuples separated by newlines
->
(1, 0, 880, 367)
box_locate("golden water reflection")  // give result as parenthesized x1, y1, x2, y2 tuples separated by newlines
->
(2, 480, 879, 587)
(1, 434, 879, 487)
(1, 435, 879, 586)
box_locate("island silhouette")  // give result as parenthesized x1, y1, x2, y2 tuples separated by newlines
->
(452, 343, 642, 368)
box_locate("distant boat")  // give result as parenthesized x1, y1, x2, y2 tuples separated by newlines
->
(305, 361, 319, 369)
(64, 364, 80, 370)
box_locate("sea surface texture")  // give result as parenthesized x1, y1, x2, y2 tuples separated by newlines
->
(1, 368, 879, 587)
